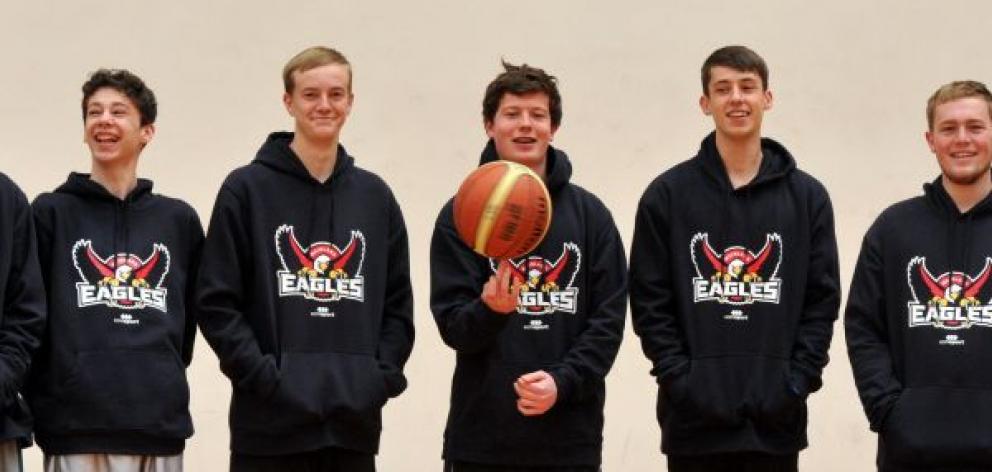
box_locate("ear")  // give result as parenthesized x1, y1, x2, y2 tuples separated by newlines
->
(139, 123, 156, 147)
(763, 89, 774, 110)
(925, 130, 936, 153)
(484, 119, 495, 138)
(549, 123, 559, 141)
(283, 92, 293, 115)
(699, 94, 712, 116)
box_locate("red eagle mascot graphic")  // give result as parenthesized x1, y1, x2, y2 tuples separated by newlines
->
(491, 242, 581, 315)
(908, 256, 992, 329)
(690, 232, 782, 305)
(72, 240, 171, 310)
(275, 224, 365, 302)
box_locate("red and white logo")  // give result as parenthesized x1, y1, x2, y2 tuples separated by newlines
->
(72, 240, 170, 312)
(907, 256, 992, 330)
(275, 225, 365, 302)
(490, 242, 581, 315)
(690, 232, 782, 305)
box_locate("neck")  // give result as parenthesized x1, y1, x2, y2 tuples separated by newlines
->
(90, 159, 138, 200)
(943, 171, 992, 213)
(291, 132, 338, 183)
(715, 132, 762, 189)
(528, 160, 547, 182)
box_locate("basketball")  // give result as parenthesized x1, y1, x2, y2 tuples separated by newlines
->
(453, 161, 552, 259)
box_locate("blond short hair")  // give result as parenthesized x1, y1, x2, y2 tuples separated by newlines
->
(282, 46, 351, 93)
(927, 80, 992, 130)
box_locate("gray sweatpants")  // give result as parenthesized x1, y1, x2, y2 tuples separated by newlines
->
(0, 440, 22, 472)
(45, 454, 182, 472)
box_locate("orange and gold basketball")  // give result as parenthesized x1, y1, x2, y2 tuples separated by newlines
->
(453, 161, 552, 259)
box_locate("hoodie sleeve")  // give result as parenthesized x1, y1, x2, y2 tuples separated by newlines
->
(0, 185, 46, 408)
(430, 203, 512, 354)
(182, 209, 205, 367)
(377, 192, 415, 398)
(629, 182, 690, 384)
(196, 186, 279, 398)
(845, 216, 901, 431)
(788, 186, 841, 397)
(547, 206, 626, 405)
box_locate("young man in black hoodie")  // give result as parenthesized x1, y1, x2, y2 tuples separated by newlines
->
(196, 46, 414, 472)
(846, 81, 992, 472)
(629, 45, 840, 471)
(431, 62, 627, 471)
(0, 173, 46, 471)
(30, 69, 204, 471)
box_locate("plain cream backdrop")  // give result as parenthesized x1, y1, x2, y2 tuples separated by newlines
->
(3, 1, 991, 470)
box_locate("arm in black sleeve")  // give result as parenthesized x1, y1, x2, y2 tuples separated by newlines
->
(182, 210, 205, 367)
(377, 192, 415, 398)
(547, 213, 627, 404)
(196, 186, 278, 397)
(629, 183, 689, 384)
(788, 187, 841, 397)
(845, 220, 901, 431)
(430, 203, 511, 354)
(0, 188, 46, 407)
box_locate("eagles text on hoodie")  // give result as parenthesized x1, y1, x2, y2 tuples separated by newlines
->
(847, 176, 992, 471)
(30, 173, 203, 454)
(196, 132, 414, 455)
(630, 132, 840, 456)
(430, 141, 627, 467)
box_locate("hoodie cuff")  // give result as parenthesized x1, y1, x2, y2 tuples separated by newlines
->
(546, 368, 574, 405)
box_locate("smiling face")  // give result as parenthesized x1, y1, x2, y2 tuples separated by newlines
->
(283, 63, 354, 144)
(485, 92, 558, 172)
(926, 96, 992, 186)
(700, 66, 773, 141)
(83, 87, 154, 164)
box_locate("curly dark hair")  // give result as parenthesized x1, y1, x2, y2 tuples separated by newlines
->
(483, 61, 562, 128)
(81, 69, 157, 126)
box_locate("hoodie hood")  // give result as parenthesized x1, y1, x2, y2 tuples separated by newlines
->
(478, 138, 572, 193)
(922, 175, 992, 283)
(253, 132, 355, 185)
(923, 174, 992, 218)
(696, 131, 796, 192)
(55, 172, 153, 203)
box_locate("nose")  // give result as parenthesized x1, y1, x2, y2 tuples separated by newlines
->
(730, 86, 744, 102)
(317, 94, 332, 111)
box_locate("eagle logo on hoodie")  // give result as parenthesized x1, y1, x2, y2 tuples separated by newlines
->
(72, 240, 170, 312)
(907, 256, 992, 330)
(690, 232, 783, 305)
(490, 242, 582, 315)
(275, 224, 365, 302)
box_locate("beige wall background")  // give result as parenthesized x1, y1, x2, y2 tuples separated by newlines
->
(2, 0, 990, 470)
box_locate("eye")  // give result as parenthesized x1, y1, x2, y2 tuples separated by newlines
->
(86, 109, 101, 117)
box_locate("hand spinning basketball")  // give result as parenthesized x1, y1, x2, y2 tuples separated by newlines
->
(482, 259, 523, 314)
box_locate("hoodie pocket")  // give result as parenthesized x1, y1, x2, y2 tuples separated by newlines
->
(666, 356, 794, 432)
(667, 358, 743, 430)
(232, 351, 388, 434)
(752, 363, 803, 432)
(882, 387, 992, 467)
(59, 349, 190, 433)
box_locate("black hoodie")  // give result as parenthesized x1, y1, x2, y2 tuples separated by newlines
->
(0, 173, 45, 446)
(29, 172, 203, 454)
(430, 141, 627, 467)
(629, 132, 840, 456)
(846, 176, 992, 471)
(196, 132, 414, 455)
